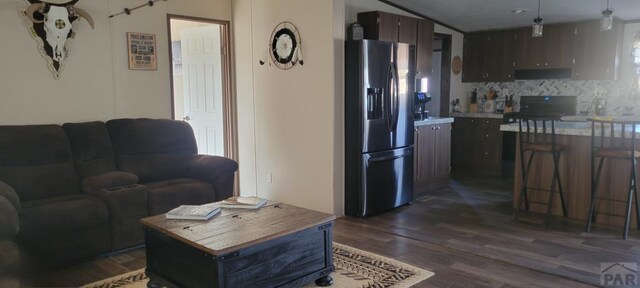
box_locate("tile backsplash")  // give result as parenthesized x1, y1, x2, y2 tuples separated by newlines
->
(466, 79, 640, 116)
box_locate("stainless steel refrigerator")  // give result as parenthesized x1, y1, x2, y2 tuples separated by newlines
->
(345, 40, 415, 217)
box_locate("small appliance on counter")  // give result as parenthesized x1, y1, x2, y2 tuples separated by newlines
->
(414, 92, 431, 120)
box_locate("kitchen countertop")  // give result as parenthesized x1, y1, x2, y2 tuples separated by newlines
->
(500, 117, 640, 137)
(450, 112, 504, 119)
(414, 117, 454, 126)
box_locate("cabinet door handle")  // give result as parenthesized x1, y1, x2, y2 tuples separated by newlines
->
(486, 120, 490, 124)
(485, 152, 489, 156)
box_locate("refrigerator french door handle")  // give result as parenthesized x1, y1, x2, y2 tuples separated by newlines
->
(388, 62, 398, 133)
(386, 63, 394, 133)
(392, 62, 400, 133)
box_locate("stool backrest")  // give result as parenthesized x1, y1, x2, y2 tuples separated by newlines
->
(589, 118, 640, 153)
(515, 115, 560, 147)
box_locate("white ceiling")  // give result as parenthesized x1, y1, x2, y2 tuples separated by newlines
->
(384, 0, 640, 32)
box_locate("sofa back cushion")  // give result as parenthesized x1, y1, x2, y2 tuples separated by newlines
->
(63, 121, 117, 178)
(0, 125, 79, 201)
(106, 118, 198, 183)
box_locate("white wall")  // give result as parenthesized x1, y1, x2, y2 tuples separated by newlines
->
(0, 0, 231, 125)
(234, 0, 344, 214)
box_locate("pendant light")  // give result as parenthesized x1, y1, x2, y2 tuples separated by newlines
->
(601, 0, 614, 31)
(532, 0, 543, 37)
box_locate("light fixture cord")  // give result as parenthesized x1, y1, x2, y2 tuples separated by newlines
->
(537, 0, 541, 18)
(607, 0, 610, 10)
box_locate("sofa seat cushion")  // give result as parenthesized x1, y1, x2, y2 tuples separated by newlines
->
(146, 178, 215, 216)
(19, 194, 109, 240)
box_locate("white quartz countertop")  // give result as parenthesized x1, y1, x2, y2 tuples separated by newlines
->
(415, 117, 455, 126)
(450, 112, 504, 119)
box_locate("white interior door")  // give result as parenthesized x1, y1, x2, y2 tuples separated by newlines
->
(181, 26, 224, 156)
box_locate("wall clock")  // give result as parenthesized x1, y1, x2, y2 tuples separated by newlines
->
(260, 21, 304, 70)
(451, 56, 462, 75)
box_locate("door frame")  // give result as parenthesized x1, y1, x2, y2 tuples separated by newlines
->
(167, 14, 238, 164)
(434, 33, 452, 117)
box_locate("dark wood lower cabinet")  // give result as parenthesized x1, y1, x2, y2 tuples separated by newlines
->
(414, 123, 451, 197)
(451, 117, 502, 175)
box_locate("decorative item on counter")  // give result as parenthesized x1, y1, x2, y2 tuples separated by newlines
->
(496, 100, 505, 113)
(451, 99, 461, 112)
(594, 98, 606, 116)
(482, 88, 497, 113)
(504, 95, 514, 113)
(469, 89, 478, 113)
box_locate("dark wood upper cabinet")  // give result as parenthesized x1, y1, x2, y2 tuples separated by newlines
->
(416, 19, 434, 76)
(358, 11, 434, 78)
(462, 32, 487, 82)
(358, 11, 419, 45)
(498, 29, 517, 82)
(572, 19, 623, 80)
(358, 11, 398, 43)
(399, 16, 417, 45)
(514, 27, 543, 69)
(463, 30, 515, 82)
(543, 24, 575, 69)
(463, 19, 623, 82)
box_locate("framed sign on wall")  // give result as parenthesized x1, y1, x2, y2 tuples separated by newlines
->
(127, 32, 157, 70)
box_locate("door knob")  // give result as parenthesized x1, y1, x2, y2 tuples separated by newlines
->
(183, 116, 191, 121)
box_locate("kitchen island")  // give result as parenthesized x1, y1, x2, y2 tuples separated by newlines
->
(500, 120, 640, 228)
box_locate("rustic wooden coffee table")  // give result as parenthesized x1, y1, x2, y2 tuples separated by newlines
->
(140, 202, 335, 288)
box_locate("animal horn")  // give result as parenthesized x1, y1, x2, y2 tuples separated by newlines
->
(72, 7, 94, 29)
(24, 3, 46, 24)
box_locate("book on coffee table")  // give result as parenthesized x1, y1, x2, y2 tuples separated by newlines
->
(165, 205, 221, 220)
(218, 196, 267, 209)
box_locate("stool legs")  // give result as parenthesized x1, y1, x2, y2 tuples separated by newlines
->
(554, 151, 567, 217)
(515, 151, 535, 220)
(586, 157, 605, 233)
(623, 158, 639, 239)
(515, 151, 566, 225)
(545, 152, 567, 226)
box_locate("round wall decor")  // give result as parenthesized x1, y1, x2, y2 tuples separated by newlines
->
(264, 21, 304, 70)
(452, 56, 462, 75)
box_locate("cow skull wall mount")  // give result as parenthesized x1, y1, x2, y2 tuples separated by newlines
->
(20, 0, 94, 79)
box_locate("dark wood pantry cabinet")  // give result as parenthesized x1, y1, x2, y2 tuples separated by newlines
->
(414, 123, 451, 196)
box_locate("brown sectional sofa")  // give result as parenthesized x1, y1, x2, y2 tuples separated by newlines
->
(0, 118, 238, 276)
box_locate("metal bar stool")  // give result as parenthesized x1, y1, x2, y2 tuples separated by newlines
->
(514, 115, 567, 225)
(585, 118, 640, 239)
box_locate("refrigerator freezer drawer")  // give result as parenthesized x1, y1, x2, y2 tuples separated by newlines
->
(350, 147, 414, 217)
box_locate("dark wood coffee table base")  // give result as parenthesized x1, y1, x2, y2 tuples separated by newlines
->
(142, 204, 335, 288)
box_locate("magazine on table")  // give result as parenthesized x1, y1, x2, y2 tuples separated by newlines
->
(218, 196, 268, 209)
(165, 204, 221, 220)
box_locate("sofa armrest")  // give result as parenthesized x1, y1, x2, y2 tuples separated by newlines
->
(81, 171, 139, 194)
(184, 155, 238, 200)
(86, 184, 148, 250)
(0, 182, 19, 238)
(0, 197, 19, 238)
(0, 182, 19, 213)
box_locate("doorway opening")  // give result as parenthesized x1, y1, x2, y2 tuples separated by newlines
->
(426, 33, 452, 117)
(168, 15, 235, 158)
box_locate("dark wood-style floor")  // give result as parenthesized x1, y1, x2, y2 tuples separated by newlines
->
(26, 172, 640, 287)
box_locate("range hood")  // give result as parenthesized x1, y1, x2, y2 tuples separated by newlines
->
(514, 68, 572, 80)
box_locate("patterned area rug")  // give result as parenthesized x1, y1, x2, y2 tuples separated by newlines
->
(82, 242, 433, 288)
